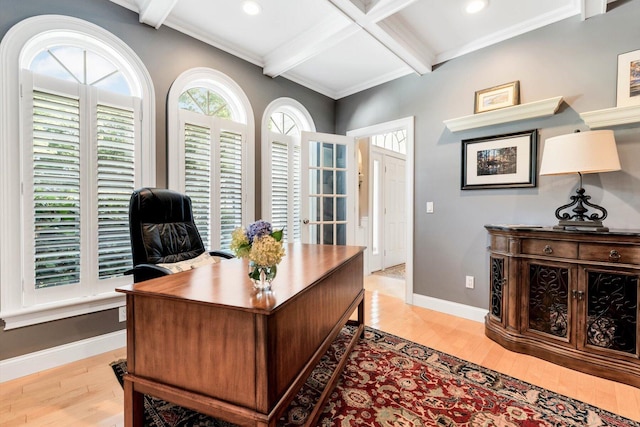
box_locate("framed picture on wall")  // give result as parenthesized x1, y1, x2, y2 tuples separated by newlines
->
(617, 49, 640, 107)
(461, 130, 537, 190)
(474, 81, 520, 113)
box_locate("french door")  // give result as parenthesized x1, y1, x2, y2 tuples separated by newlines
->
(301, 132, 356, 245)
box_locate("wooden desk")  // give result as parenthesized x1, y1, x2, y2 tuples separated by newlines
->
(116, 243, 365, 427)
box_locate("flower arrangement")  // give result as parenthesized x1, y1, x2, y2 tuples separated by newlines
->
(230, 220, 285, 288)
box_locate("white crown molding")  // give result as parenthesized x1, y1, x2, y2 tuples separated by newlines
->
(0, 330, 126, 383)
(162, 15, 265, 68)
(444, 96, 563, 132)
(365, 0, 420, 23)
(335, 67, 414, 99)
(436, 3, 581, 64)
(280, 70, 341, 100)
(580, 104, 640, 128)
(138, 0, 178, 29)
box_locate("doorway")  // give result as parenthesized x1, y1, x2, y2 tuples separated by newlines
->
(348, 117, 414, 304)
(369, 148, 406, 272)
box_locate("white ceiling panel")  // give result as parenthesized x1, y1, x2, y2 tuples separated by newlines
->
(390, 0, 580, 63)
(286, 29, 413, 99)
(110, 0, 606, 99)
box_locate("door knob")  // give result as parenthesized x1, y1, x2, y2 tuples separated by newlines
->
(302, 219, 309, 224)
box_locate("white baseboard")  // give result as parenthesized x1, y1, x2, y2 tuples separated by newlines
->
(0, 330, 126, 383)
(412, 294, 487, 323)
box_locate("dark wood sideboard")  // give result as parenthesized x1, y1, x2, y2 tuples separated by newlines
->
(484, 225, 640, 387)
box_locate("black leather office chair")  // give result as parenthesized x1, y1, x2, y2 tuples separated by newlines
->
(128, 187, 233, 282)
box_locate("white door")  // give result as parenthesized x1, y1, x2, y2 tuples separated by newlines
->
(301, 132, 356, 245)
(369, 151, 383, 271)
(384, 155, 406, 267)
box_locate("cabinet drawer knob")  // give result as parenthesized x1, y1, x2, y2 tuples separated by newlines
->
(609, 250, 621, 261)
(543, 245, 553, 254)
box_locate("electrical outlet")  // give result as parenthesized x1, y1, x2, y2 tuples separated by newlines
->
(118, 306, 127, 322)
(465, 275, 475, 289)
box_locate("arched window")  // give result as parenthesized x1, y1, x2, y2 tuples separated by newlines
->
(0, 16, 155, 328)
(168, 68, 254, 250)
(261, 99, 315, 243)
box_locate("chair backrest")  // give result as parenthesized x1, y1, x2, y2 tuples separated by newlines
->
(129, 187, 206, 266)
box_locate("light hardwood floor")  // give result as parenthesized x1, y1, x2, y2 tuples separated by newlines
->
(2, 275, 639, 426)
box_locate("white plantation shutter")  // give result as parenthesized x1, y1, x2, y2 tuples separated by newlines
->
(292, 143, 301, 241)
(96, 103, 136, 279)
(1, 21, 155, 326)
(22, 71, 140, 306)
(219, 129, 243, 248)
(271, 140, 289, 238)
(178, 111, 247, 251)
(31, 90, 82, 289)
(184, 123, 212, 248)
(269, 134, 302, 243)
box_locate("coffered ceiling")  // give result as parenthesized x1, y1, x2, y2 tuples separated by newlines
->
(109, 0, 615, 99)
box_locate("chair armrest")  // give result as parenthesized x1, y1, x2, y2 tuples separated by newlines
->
(209, 250, 234, 259)
(130, 264, 172, 283)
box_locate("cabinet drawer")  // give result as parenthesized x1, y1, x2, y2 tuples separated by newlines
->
(579, 243, 640, 265)
(521, 239, 578, 259)
(490, 235, 509, 252)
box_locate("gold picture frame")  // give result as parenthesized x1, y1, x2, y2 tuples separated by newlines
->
(474, 81, 520, 114)
(617, 49, 640, 107)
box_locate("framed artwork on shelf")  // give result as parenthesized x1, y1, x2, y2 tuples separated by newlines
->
(617, 49, 640, 107)
(461, 129, 537, 190)
(474, 81, 520, 113)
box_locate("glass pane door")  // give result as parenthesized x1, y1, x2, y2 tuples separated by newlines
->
(301, 132, 355, 245)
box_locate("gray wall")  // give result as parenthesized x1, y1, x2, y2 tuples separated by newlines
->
(0, 0, 336, 360)
(336, 0, 640, 309)
(2, 0, 639, 362)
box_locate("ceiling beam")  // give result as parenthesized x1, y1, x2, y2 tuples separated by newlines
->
(327, 0, 432, 75)
(138, 0, 179, 29)
(580, 0, 608, 20)
(263, 18, 360, 78)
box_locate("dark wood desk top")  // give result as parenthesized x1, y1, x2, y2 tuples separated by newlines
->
(116, 243, 365, 314)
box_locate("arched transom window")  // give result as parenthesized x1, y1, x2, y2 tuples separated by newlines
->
(168, 69, 255, 251)
(262, 99, 315, 243)
(0, 15, 155, 328)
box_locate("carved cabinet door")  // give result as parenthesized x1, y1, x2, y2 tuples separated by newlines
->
(489, 255, 508, 328)
(521, 260, 578, 348)
(577, 266, 639, 359)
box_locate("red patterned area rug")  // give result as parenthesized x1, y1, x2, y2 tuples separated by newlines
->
(111, 326, 638, 426)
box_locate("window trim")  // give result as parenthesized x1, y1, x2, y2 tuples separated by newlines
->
(167, 67, 255, 243)
(0, 15, 156, 329)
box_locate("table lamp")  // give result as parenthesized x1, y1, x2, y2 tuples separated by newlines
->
(539, 130, 621, 231)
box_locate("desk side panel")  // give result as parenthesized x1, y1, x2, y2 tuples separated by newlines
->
(130, 297, 257, 409)
(267, 252, 363, 405)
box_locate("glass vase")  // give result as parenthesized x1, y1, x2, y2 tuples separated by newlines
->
(249, 263, 277, 291)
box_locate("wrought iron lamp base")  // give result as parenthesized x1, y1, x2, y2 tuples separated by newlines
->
(553, 220, 609, 232)
(554, 179, 609, 232)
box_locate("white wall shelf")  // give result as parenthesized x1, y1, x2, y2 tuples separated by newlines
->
(443, 96, 563, 132)
(580, 104, 640, 129)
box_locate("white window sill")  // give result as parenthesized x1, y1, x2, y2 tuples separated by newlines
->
(0, 292, 125, 330)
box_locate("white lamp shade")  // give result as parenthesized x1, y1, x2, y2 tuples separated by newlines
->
(539, 130, 621, 176)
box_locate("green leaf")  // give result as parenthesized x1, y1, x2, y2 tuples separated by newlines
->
(272, 229, 283, 242)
